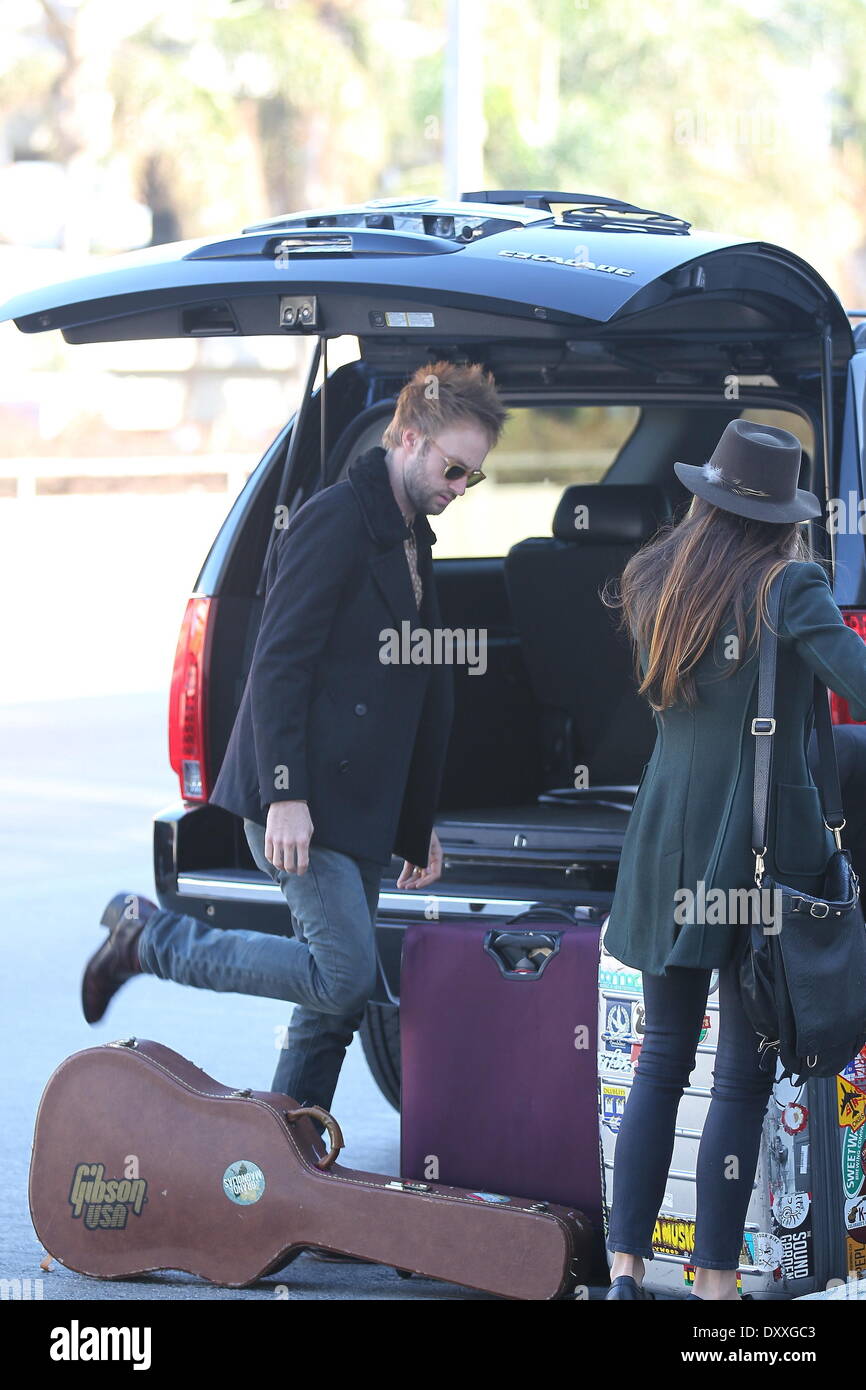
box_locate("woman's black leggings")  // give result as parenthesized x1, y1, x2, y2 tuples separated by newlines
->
(606, 960, 776, 1270)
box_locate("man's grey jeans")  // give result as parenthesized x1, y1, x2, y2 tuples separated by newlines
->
(137, 817, 384, 1118)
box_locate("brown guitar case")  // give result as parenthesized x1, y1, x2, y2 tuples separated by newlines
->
(29, 1037, 593, 1299)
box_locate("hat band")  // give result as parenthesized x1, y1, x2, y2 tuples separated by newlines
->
(719, 477, 773, 499)
(708, 471, 774, 501)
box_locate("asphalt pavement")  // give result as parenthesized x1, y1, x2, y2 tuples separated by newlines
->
(0, 690, 520, 1301)
(0, 489, 584, 1303)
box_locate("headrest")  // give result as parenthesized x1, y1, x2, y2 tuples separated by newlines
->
(552, 484, 673, 545)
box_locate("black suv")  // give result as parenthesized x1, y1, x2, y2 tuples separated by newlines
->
(4, 190, 866, 1108)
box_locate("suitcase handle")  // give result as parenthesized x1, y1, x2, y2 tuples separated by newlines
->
(284, 1105, 345, 1170)
(488, 931, 559, 952)
(484, 929, 561, 979)
(506, 904, 608, 925)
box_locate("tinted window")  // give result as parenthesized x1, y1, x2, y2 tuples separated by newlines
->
(431, 403, 640, 559)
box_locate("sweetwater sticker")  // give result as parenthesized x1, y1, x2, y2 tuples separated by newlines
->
(467, 1191, 511, 1203)
(841, 1127, 866, 1199)
(222, 1161, 266, 1205)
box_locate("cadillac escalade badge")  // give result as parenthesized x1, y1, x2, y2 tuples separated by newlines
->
(498, 250, 634, 275)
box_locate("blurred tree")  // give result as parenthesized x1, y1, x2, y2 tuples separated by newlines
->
(108, 0, 445, 238)
(0, 0, 863, 300)
(481, 0, 866, 298)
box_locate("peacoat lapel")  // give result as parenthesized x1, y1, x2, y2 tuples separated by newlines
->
(348, 447, 438, 632)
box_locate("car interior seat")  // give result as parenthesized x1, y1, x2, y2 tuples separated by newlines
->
(504, 483, 674, 802)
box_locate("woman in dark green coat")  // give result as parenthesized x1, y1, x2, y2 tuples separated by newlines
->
(600, 418, 866, 1301)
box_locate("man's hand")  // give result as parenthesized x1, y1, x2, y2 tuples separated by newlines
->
(266, 800, 313, 875)
(397, 828, 443, 891)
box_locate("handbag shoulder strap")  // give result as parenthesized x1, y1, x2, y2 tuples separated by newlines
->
(752, 561, 845, 884)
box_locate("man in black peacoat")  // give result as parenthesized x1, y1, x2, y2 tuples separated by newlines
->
(84, 378, 506, 1129)
(209, 444, 454, 870)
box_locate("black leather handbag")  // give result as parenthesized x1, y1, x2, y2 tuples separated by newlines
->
(737, 563, 866, 1084)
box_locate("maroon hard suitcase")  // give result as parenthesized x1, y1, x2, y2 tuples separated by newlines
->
(399, 907, 606, 1240)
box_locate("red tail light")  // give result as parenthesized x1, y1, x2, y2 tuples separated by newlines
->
(830, 609, 866, 725)
(168, 596, 214, 800)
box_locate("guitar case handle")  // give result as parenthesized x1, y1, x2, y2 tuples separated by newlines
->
(284, 1106, 344, 1170)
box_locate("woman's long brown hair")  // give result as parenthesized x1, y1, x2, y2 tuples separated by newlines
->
(601, 494, 823, 714)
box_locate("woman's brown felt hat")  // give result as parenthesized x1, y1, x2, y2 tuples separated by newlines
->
(673, 419, 822, 523)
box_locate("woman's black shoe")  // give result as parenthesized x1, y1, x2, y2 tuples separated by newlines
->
(605, 1274, 654, 1299)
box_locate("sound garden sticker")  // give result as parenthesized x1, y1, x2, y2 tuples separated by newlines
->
(222, 1161, 266, 1205)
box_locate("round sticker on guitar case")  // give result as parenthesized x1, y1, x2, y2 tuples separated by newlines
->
(222, 1160, 266, 1205)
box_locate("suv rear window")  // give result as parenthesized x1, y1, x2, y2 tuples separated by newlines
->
(432, 403, 815, 559)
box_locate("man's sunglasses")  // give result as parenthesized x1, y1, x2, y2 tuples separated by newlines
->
(425, 438, 486, 488)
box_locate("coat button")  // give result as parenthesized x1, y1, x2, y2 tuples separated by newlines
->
(338, 759, 350, 773)
(354, 703, 367, 716)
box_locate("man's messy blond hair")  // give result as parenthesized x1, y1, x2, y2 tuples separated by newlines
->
(381, 360, 508, 453)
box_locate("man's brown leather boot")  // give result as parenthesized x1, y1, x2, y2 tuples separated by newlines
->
(81, 892, 156, 1024)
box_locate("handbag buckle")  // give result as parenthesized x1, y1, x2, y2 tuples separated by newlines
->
(753, 847, 767, 887)
(809, 901, 830, 917)
(751, 717, 776, 735)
